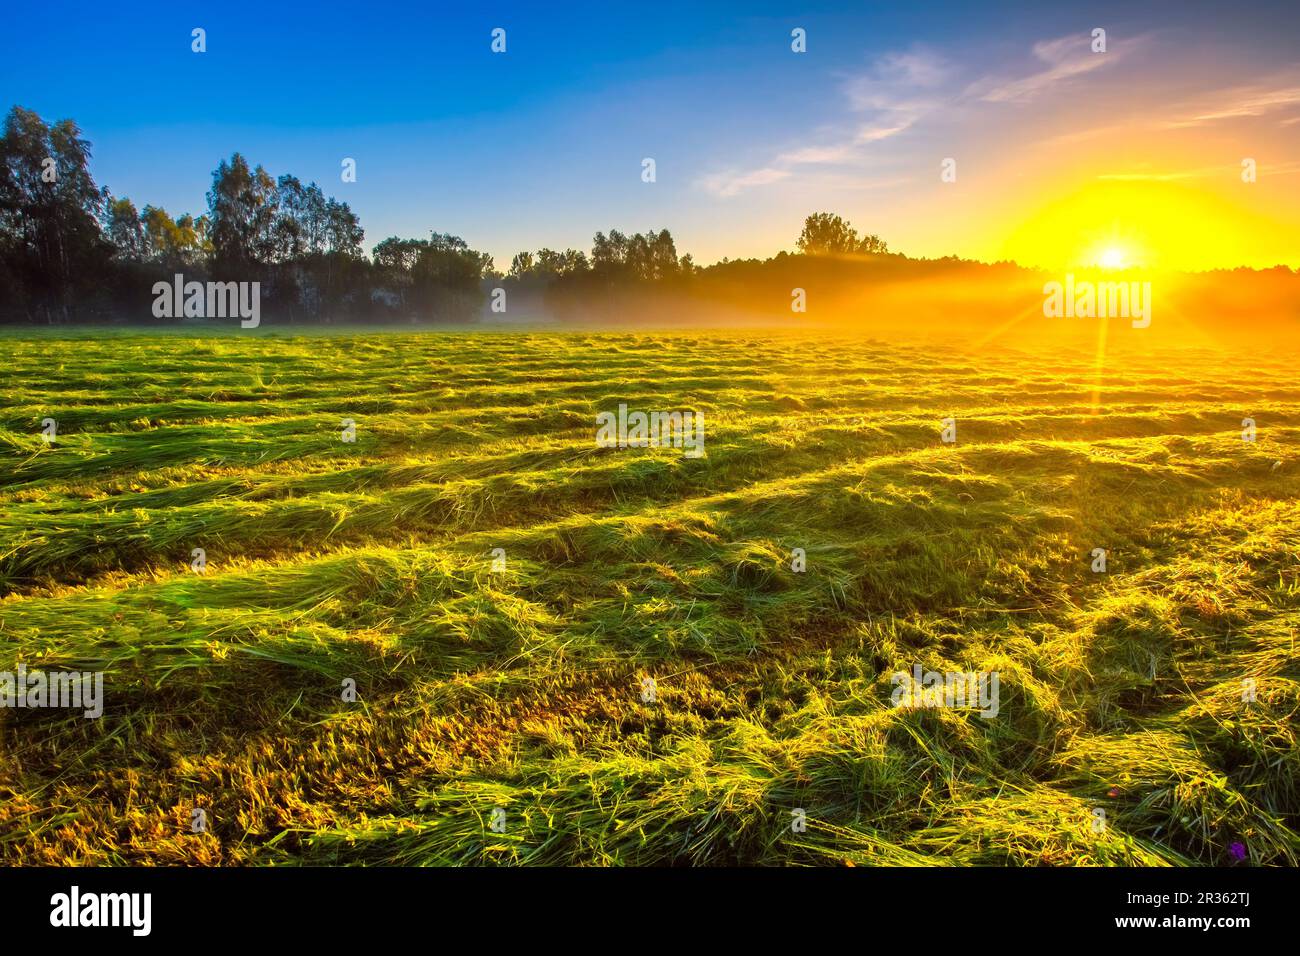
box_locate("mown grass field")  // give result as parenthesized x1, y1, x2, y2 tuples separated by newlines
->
(1, 328, 1297, 865)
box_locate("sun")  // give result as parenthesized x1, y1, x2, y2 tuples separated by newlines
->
(1097, 247, 1128, 269)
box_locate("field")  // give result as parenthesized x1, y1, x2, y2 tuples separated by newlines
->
(1, 327, 1297, 866)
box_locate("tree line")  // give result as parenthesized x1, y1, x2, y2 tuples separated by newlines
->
(1, 104, 897, 325)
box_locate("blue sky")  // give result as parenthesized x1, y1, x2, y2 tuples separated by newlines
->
(4, 1, 1300, 268)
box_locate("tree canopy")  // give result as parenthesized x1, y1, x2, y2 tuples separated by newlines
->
(796, 212, 888, 256)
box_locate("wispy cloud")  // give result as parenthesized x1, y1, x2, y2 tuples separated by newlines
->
(967, 33, 1142, 104)
(776, 144, 855, 165)
(1100, 160, 1300, 180)
(842, 45, 948, 135)
(696, 47, 945, 197)
(855, 120, 915, 143)
(871, 48, 953, 88)
(845, 51, 949, 106)
(698, 167, 791, 198)
(1163, 77, 1300, 127)
(695, 31, 1167, 199)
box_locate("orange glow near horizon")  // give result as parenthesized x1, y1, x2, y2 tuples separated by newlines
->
(991, 178, 1299, 273)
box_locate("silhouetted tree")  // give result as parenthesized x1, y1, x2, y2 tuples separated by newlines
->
(206, 152, 278, 273)
(0, 106, 109, 321)
(797, 212, 888, 256)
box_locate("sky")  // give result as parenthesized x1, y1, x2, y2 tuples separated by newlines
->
(3, 0, 1299, 271)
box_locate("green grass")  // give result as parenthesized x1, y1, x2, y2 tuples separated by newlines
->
(0, 328, 1296, 866)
